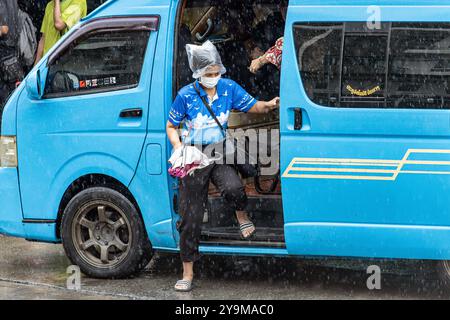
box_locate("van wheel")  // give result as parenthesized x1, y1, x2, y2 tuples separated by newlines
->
(61, 187, 152, 279)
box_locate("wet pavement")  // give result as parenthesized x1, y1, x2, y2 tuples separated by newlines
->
(0, 234, 448, 300)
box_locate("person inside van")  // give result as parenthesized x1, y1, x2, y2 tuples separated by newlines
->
(167, 41, 280, 292)
(248, 2, 287, 74)
(34, 0, 87, 65)
(249, 37, 284, 73)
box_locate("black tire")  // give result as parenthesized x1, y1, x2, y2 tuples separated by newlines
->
(61, 187, 153, 279)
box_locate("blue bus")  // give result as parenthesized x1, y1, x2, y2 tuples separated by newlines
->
(3, 0, 450, 284)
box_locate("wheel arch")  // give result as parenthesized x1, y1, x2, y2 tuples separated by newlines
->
(55, 174, 149, 243)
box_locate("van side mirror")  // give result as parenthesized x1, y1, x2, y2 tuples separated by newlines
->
(26, 69, 43, 100)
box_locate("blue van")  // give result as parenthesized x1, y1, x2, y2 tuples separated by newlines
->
(3, 0, 450, 283)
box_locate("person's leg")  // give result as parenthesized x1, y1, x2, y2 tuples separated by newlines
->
(210, 165, 255, 238)
(182, 261, 194, 282)
(176, 165, 213, 289)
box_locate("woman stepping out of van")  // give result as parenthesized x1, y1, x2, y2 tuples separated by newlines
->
(166, 40, 280, 292)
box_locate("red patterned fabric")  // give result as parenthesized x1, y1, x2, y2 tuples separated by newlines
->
(265, 37, 284, 69)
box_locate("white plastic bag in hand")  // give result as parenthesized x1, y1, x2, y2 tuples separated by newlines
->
(168, 146, 212, 178)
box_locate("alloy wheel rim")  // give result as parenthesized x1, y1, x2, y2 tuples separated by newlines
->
(72, 201, 132, 269)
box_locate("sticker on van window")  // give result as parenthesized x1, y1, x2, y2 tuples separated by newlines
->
(346, 85, 381, 97)
(79, 77, 117, 90)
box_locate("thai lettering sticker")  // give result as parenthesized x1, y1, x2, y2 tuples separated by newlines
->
(346, 85, 381, 97)
(79, 77, 118, 90)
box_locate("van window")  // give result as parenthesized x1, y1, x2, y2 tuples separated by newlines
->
(44, 30, 150, 97)
(388, 23, 450, 109)
(294, 22, 450, 109)
(293, 23, 342, 107)
(341, 33, 388, 107)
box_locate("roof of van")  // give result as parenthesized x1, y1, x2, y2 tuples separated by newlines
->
(86, 0, 450, 20)
(86, 0, 170, 20)
(293, 0, 450, 5)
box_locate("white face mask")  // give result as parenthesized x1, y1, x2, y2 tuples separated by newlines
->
(200, 75, 221, 89)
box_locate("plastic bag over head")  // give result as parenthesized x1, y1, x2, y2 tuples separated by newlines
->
(186, 40, 226, 79)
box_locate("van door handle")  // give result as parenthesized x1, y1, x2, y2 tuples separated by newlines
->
(294, 108, 302, 130)
(120, 108, 143, 118)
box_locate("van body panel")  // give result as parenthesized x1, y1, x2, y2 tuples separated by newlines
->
(0, 168, 24, 237)
(3, 0, 450, 263)
(285, 223, 450, 260)
(0, 85, 24, 136)
(281, 4, 450, 259)
(145, 144, 162, 175)
(16, 86, 149, 220)
(87, 0, 171, 20)
(128, 3, 178, 249)
(45, 153, 137, 219)
(290, 0, 450, 7)
(16, 17, 159, 221)
(130, 132, 177, 249)
(23, 223, 58, 243)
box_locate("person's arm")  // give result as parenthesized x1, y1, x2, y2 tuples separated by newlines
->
(249, 54, 269, 74)
(53, 0, 67, 31)
(249, 37, 284, 74)
(166, 121, 183, 149)
(248, 97, 280, 114)
(167, 93, 187, 149)
(60, 2, 86, 32)
(34, 35, 46, 66)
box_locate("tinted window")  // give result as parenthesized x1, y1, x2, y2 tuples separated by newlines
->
(294, 23, 342, 107)
(294, 22, 450, 109)
(388, 24, 450, 108)
(341, 34, 388, 107)
(45, 30, 150, 97)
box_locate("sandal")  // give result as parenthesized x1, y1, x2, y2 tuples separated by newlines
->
(174, 279, 193, 292)
(239, 221, 256, 240)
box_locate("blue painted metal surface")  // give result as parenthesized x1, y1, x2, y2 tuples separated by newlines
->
(280, 2, 450, 259)
(2, 0, 450, 260)
(0, 168, 24, 238)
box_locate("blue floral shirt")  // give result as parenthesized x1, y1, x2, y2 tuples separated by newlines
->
(169, 78, 257, 145)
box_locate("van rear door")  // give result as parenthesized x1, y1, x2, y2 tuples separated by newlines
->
(280, 3, 450, 259)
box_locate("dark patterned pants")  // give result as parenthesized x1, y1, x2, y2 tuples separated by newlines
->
(178, 164, 247, 262)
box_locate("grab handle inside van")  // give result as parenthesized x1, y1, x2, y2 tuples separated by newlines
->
(195, 18, 214, 42)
